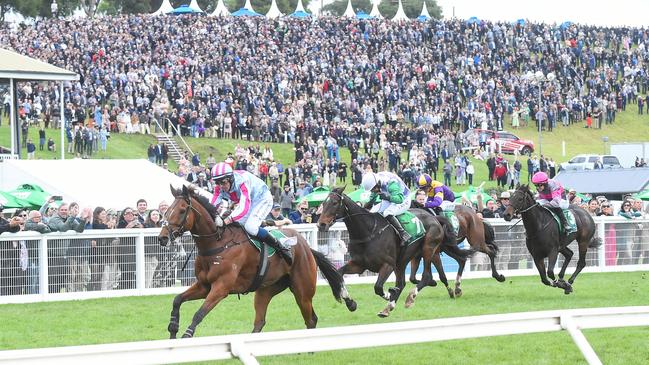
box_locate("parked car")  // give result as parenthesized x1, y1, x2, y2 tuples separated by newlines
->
(558, 154, 622, 171)
(469, 129, 535, 155)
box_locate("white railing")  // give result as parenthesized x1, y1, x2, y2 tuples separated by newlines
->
(1, 217, 648, 304)
(0, 153, 18, 161)
(0, 306, 647, 365)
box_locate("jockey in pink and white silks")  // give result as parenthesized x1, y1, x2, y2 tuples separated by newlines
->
(531, 171, 569, 232)
(361, 171, 412, 245)
(211, 162, 292, 264)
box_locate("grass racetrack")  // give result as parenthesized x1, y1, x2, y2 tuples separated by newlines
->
(1, 272, 648, 364)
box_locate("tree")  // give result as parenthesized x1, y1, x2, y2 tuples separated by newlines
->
(323, 0, 441, 19)
(0, 0, 90, 19)
(223, 0, 312, 16)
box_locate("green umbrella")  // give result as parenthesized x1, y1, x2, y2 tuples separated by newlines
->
(0, 191, 31, 209)
(293, 186, 332, 208)
(346, 188, 375, 204)
(7, 184, 50, 209)
(454, 186, 494, 204)
(634, 189, 649, 201)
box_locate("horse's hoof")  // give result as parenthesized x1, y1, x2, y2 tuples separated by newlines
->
(405, 291, 417, 308)
(429, 280, 437, 287)
(455, 288, 463, 298)
(169, 334, 177, 340)
(377, 310, 390, 318)
(410, 278, 420, 285)
(495, 274, 506, 282)
(345, 299, 357, 312)
(447, 288, 455, 299)
(181, 333, 193, 339)
(564, 283, 573, 295)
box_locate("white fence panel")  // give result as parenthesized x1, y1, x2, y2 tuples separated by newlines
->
(0, 306, 647, 365)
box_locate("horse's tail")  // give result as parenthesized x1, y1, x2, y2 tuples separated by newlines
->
(311, 249, 343, 302)
(589, 236, 603, 248)
(483, 220, 499, 254)
(435, 215, 457, 248)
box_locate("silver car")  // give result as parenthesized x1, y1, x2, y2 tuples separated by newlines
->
(559, 154, 621, 171)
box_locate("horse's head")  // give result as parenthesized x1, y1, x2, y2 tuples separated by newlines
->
(317, 186, 346, 232)
(159, 184, 202, 246)
(503, 185, 536, 221)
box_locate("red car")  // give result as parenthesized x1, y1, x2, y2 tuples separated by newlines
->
(471, 129, 535, 156)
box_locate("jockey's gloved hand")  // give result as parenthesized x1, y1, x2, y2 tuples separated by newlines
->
(379, 192, 391, 201)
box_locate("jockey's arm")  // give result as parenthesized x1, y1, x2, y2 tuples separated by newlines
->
(210, 185, 223, 208)
(226, 183, 252, 224)
(363, 193, 377, 210)
(424, 190, 443, 208)
(385, 181, 404, 204)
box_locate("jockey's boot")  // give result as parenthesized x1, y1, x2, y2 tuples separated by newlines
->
(387, 215, 411, 246)
(263, 234, 293, 266)
(550, 206, 568, 240)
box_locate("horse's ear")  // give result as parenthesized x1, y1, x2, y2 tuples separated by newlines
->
(333, 186, 345, 194)
(170, 184, 178, 197)
(181, 184, 189, 197)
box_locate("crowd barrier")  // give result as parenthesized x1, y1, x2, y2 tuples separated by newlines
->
(0, 217, 648, 304)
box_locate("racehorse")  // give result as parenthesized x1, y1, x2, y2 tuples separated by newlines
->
(503, 185, 599, 294)
(158, 185, 356, 338)
(409, 201, 505, 297)
(317, 187, 471, 317)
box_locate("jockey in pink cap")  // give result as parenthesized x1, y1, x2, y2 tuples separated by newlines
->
(211, 162, 292, 265)
(531, 171, 569, 232)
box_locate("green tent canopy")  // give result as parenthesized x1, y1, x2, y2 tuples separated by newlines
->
(346, 188, 374, 204)
(454, 186, 494, 204)
(293, 186, 332, 208)
(634, 189, 649, 201)
(0, 191, 31, 209)
(8, 184, 50, 209)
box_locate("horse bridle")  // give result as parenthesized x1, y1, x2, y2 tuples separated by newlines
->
(322, 191, 373, 225)
(161, 195, 220, 243)
(510, 190, 539, 215)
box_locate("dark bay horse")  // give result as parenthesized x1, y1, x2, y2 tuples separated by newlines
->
(158, 185, 356, 338)
(317, 187, 470, 317)
(503, 185, 599, 294)
(409, 202, 505, 297)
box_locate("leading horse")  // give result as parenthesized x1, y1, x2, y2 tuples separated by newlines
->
(317, 187, 471, 317)
(158, 185, 356, 338)
(503, 185, 599, 294)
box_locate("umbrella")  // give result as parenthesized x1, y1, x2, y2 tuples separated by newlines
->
(417, 15, 430, 22)
(634, 189, 649, 201)
(0, 191, 30, 209)
(170, 5, 201, 15)
(466, 16, 480, 25)
(356, 11, 373, 20)
(346, 188, 375, 204)
(515, 18, 526, 26)
(560, 21, 573, 29)
(294, 186, 331, 208)
(289, 10, 311, 18)
(7, 184, 50, 209)
(231, 7, 263, 17)
(454, 186, 494, 204)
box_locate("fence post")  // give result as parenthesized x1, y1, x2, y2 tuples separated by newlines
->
(597, 220, 606, 269)
(136, 232, 145, 290)
(39, 236, 49, 296)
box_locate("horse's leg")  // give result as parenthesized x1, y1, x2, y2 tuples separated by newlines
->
(432, 251, 455, 298)
(379, 262, 406, 318)
(532, 255, 555, 288)
(374, 264, 393, 301)
(168, 282, 209, 339)
(290, 257, 319, 329)
(252, 281, 289, 333)
(566, 240, 590, 293)
(182, 280, 232, 338)
(406, 242, 439, 308)
(409, 255, 421, 285)
(466, 228, 504, 283)
(555, 246, 575, 294)
(546, 248, 559, 283)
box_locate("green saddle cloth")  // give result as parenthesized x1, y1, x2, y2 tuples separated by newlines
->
(544, 207, 577, 234)
(397, 211, 426, 246)
(250, 230, 289, 256)
(442, 211, 460, 235)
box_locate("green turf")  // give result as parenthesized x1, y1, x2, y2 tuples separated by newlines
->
(1, 105, 647, 194)
(0, 272, 647, 364)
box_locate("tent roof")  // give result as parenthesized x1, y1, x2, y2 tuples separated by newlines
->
(369, 2, 383, 18)
(554, 168, 649, 195)
(343, 0, 356, 17)
(0, 48, 77, 81)
(188, 0, 204, 12)
(295, 0, 307, 13)
(0, 159, 189, 211)
(419, 2, 431, 19)
(210, 0, 230, 16)
(151, 0, 174, 15)
(392, 0, 409, 22)
(266, 0, 283, 18)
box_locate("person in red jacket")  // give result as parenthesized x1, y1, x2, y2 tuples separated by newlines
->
(494, 162, 507, 187)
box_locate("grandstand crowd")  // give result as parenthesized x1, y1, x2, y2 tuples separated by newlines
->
(3, 14, 649, 294)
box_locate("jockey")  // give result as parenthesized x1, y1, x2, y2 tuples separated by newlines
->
(531, 171, 568, 232)
(361, 171, 412, 245)
(416, 174, 456, 215)
(211, 162, 292, 265)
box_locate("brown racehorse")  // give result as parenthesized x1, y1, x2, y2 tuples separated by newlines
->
(158, 185, 356, 338)
(409, 202, 505, 297)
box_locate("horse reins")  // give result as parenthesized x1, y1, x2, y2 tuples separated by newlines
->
(326, 191, 391, 244)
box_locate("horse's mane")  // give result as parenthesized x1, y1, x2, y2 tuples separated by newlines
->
(173, 184, 219, 220)
(518, 184, 535, 199)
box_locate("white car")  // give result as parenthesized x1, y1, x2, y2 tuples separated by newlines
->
(559, 154, 622, 171)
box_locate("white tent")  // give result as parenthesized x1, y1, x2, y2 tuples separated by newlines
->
(369, 1, 383, 18)
(420, 2, 431, 19)
(0, 160, 189, 211)
(266, 0, 283, 18)
(392, 0, 408, 22)
(295, 0, 307, 13)
(188, 0, 204, 13)
(151, 0, 174, 15)
(243, 0, 256, 11)
(343, 0, 356, 17)
(210, 0, 230, 16)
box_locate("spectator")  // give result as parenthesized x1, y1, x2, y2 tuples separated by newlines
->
(263, 204, 292, 227)
(288, 200, 313, 224)
(135, 199, 148, 225)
